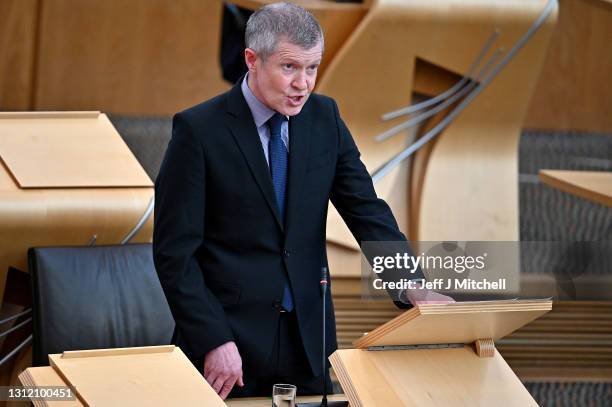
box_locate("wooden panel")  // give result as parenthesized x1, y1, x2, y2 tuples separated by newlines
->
(525, 0, 612, 132)
(229, 0, 368, 79)
(539, 170, 612, 208)
(34, 0, 229, 115)
(48, 346, 225, 406)
(332, 280, 612, 382)
(0, 112, 152, 188)
(0, 0, 38, 110)
(227, 395, 350, 406)
(353, 300, 552, 348)
(20, 367, 349, 407)
(331, 348, 538, 407)
(316, 0, 558, 279)
(19, 366, 84, 407)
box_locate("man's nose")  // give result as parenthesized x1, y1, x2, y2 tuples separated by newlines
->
(292, 71, 307, 90)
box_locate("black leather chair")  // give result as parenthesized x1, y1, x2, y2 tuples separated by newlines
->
(28, 243, 174, 366)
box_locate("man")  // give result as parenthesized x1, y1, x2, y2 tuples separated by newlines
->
(153, 2, 452, 400)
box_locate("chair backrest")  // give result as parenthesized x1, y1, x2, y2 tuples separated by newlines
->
(28, 244, 174, 366)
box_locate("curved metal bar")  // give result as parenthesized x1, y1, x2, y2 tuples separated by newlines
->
(0, 309, 32, 326)
(381, 29, 500, 121)
(0, 318, 32, 340)
(371, 0, 558, 184)
(375, 48, 502, 142)
(0, 334, 32, 367)
(120, 196, 155, 245)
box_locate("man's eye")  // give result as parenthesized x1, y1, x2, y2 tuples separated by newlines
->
(283, 64, 293, 70)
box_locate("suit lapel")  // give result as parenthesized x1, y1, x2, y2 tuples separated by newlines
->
(225, 84, 284, 231)
(285, 104, 311, 236)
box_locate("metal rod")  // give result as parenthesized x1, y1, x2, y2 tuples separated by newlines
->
(0, 318, 32, 340)
(371, 0, 557, 184)
(0, 308, 31, 326)
(381, 29, 500, 121)
(375, 48, 502, 142)
(0, 335, 33, 367)
(121, 196, 155, 245)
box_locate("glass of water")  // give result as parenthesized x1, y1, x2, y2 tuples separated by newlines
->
(272, 383, 297, 407)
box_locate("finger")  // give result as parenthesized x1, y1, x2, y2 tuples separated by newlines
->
(219, 376, 238, 400)
(204, 370, 218, 386)
(212, 376, 226, 394)
(237, 375, 245, 387)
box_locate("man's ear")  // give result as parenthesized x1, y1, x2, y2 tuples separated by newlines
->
(244, 48, 258, 72)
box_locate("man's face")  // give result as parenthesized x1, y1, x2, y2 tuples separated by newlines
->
(246, 39, 322, 116)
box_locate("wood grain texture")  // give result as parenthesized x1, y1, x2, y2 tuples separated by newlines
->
(525, 0, 612, 132)
(19, 366, 348, 407)
(332, 284, 612, 382)
(19, 366, 84, 407)
(48, 346, 225, 406)
(539, 170, 612, 207)
(331, 347, 538, 407)
(353, 300, 552, 348)
(229, 0, 368, 79)
(0, 112, 152, 188)
(34, 0, 229, 115)
(0, 0, 38, 111)
(475, 338, 495, 358)
(316, 0, 558, 280)
(0, 112, 154, 306)
(227, 394, 348, 406)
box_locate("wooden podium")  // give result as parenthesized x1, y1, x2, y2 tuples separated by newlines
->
(330, 300, 552, 406)
(19, 345, 225, 406)
(0, 111, 156, 386)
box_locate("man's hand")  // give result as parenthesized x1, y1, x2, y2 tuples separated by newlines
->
(403, 287, 455, 306)
(204, 341, 244, 400)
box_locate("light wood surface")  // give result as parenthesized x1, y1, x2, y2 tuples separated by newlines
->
(332, 293, 612, 382)
(539, 170, 612, 207)
(316, 0, 558, 279)
(331, 299, 551, 406)
(0, 111, 154, 301)
(20, 365, 349, 407)
(475, 338, 496, 358)
(227, 394, 348, 406)
(19, 367, 84, 407)
(330, 347, 538, 407)
(229, 0, 368, 80)
(33, 0, 229, 115)
(525, 0, 612, 132)
(0, 112, 154, 388)
(48, 346, 225, 406)
(0, 112, 152, 188)
(353, 300, 552, 348)
(0, 0, 37, 111)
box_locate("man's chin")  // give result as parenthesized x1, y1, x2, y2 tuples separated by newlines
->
(279, 96, 309, 117)
(281, 103, 306, 117)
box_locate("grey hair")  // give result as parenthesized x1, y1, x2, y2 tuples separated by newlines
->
(245, 2, 324, 60)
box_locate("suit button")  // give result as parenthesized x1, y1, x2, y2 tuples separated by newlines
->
(273, 300, 282, 310)
(283, 249, 290, 257)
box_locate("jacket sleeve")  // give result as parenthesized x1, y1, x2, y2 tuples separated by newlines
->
(153, 113, 234, 359)
(328, 100, 425, 309)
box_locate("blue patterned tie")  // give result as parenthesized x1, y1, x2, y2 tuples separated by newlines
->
(267, 112, 294, 312)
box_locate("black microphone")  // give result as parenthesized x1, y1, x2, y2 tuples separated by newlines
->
(298, 266, 347, 407)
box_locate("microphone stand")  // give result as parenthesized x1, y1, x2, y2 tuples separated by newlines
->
(298, 267, 348, 407)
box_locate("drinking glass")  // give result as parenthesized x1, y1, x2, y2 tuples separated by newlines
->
(272, 383, 296, 407)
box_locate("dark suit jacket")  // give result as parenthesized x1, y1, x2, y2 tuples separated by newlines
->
(153, 81, 415, 378)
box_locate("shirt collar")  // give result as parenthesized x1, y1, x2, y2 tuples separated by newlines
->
(241, 73, 277, 128)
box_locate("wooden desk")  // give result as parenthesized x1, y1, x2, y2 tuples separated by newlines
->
(227, 393, 348, 406)
(539, 170, 612, 207)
